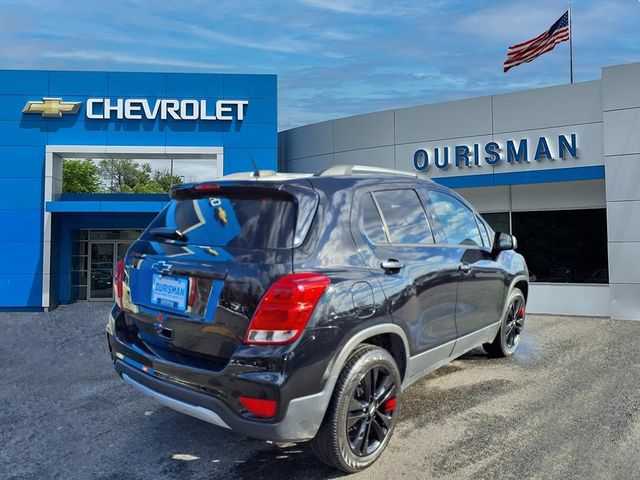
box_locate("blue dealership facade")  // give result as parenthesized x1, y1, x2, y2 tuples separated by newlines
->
(0, 70, 277, 310)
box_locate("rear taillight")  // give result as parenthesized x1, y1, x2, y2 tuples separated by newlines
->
(244, 273, 331, 345)
(114, 258, 125, 308)
(239, 396, 277, 419)
(188, 277, 198, 309)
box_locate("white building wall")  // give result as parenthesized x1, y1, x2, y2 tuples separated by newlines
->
(528, 284, 610, 317)
(602, 63, 640, 320)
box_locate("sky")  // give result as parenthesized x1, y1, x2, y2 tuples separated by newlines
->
(0, 0, 639, 130)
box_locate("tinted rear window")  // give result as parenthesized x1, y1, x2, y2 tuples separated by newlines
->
(145, 195, 295, 249)
(427, 191, 482, 247)
(362, 193, 388, 244)
(373, 190, 434, 245)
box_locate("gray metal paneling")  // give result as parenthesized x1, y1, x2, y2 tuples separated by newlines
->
(607, 201, 640, 242)
(608, 242, 640, 284)
(603, 63, 640, 112)
(603, 63, 640, 320)
(511, 179, 606, 211)
(333, 146, 395, 169)
(282, 121, 333, 160)
(333, 111, 395, 152)
(492, 80, 602, 133)
(610, 284, 640, 320)
(603, 108, 640, 156)
(455, 186, 510, 213)
(286, 154, 333, 173)
(394, 96, 492, 144)
(604, 154, 640, 202)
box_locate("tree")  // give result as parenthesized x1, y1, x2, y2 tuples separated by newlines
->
(152, 168, 183, 191)
(98, 159, 148, 193)
(98, 159, 182, 193)
(62, 159, 102, 193)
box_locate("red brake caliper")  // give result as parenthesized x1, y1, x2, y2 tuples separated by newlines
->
(383, 397, 397, 414)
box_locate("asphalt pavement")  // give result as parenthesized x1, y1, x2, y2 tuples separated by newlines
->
(1, 302, 639, 480)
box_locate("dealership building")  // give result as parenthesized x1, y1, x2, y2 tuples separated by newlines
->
(1, 62, 639, 320)
(280, 62, 640, 321)
(0, 70, 276, 310)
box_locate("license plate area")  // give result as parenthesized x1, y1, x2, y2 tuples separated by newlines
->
(151, 274, 188, 312)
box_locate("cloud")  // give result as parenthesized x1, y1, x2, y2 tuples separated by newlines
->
(297, 0, 366, 14)
(297, 0, 448, 16)
(42, 51, 229, 70)
(180, 23, 316, 54)
(1, 0, 639, 131)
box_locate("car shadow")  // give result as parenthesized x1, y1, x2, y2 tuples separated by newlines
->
(127, 407, 347, 480)
(229, 442, 343, 480)
(458, 346, 492, 360)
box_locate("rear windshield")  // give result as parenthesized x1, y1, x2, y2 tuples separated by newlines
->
(145, 194, 296, 249)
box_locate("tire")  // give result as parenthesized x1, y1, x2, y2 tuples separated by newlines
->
(483, 288, 526, 358)
(311, 344, 401, 473)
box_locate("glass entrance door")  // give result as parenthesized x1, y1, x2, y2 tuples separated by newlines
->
(88, 241, 133, 301)
(89, 242, 115, 300)
(88, 241, 134, 301)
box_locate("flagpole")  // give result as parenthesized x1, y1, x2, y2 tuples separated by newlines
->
(569, 2, 574, 83)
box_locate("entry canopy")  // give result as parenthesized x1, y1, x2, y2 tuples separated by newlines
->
(49, 145, 222, 160)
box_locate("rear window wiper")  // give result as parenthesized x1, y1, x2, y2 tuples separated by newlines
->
(149, 227, 188, 242)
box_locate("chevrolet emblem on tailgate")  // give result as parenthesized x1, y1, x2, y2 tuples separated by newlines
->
(151, 260, 173, 274)
(22, 97, 82, 118)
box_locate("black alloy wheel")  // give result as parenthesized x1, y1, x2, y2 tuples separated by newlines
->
(311, 344, 401, 473)
(347, 366, 397, 457)
(504, 295, 525, 349)
(484, 287, 526, 357)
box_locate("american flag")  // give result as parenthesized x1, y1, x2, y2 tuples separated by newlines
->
(503, 11, 570, 72)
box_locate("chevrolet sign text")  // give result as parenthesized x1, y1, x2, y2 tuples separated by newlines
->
(86, 98, 249, 121)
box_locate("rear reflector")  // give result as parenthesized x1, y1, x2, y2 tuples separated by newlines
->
(244, 273, 331, 346)
(239, 396, 277, 419)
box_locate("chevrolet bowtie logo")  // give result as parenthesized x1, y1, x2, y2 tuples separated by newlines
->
(22, 97, 82, 118)
(151, 260, 173, 274)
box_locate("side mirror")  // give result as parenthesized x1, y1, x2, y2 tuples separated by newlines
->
(492, 231, 517, 255)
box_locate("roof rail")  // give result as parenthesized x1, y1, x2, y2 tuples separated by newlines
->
(314, 164, 429, 179)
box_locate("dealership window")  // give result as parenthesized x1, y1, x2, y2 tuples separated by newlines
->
(509, 209, 608, 284)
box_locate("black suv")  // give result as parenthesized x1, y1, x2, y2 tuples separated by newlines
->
(107, 165, 528, 472)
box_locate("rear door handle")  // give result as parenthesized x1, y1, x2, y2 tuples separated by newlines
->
(459, 263, 472, 275)
(381, 259, 405, 272)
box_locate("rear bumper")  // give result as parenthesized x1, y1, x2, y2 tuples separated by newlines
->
(114, 359, 325, 442)
(106, 306, 334, 443)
